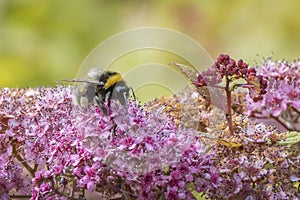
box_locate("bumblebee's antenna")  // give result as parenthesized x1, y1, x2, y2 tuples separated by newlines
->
(57, 79, 104, 86)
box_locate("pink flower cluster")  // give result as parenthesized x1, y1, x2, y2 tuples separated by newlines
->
(247, 59, 300, 117)
(1, 55, 299, 199)
(0, 86, 74, 199)
(0, 86, 220, 199)
(245, 58, 300, 131)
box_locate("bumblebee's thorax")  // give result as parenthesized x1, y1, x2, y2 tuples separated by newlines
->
(95, 71, 130, 109)
(100, 71, 123, 90)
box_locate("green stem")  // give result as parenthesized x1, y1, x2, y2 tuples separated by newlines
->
(208, 84, 226, 90)
(270, 115, 293, 131)
(225, 76, 234, 135)
(252, 114, 293, 131)
(9, 195, 31, 199)
(11, 138, 35, 177)
(291, 105, 300, 116)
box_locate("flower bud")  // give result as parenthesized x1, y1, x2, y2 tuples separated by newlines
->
(241, 68, 248, 75)
(248, 68, 256, 74)
(253, 95, 263, 102)
(237, 59, 244, 67)
(260, 89, 267, 95)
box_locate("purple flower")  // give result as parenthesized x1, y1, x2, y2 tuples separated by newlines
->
(205, 167, 222, 189)
(78, 162, 101, 191)
(0, 192, 10, 200)
(246, 58, 300, 121)
(142, 172, 154, 186)
(138, 190, 153, 200)
(166, 187, 179, 200)
(178, 192, 186, 199)
(39, 183, 51, 195)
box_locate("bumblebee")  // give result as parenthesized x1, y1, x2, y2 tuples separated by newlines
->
(66, 68, 132, 114)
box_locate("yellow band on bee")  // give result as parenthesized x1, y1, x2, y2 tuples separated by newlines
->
(104, 74, 122, 89)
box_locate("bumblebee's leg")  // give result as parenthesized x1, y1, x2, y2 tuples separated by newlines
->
(106, 89, 113, 103)
(130, 87, 136, 101)
(94, 91, 110, 115)
(103, 90, 113, 115)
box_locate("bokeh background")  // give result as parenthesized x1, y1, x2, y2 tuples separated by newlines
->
(1, 0, 300, 88)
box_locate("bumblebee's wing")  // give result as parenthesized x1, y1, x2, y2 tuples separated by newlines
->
(87, 68, 105, 80)
(111, 81, 130, 105)
(59, 79, 103, 107)
(72, 82, 98, 107)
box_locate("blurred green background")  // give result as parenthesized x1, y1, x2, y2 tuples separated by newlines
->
(1, 0, 300, 88)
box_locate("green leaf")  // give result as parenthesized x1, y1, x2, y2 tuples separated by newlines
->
(187, 183, 207, 200)
(293, 181, 299, 190)
(277, 131, 300, 147)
